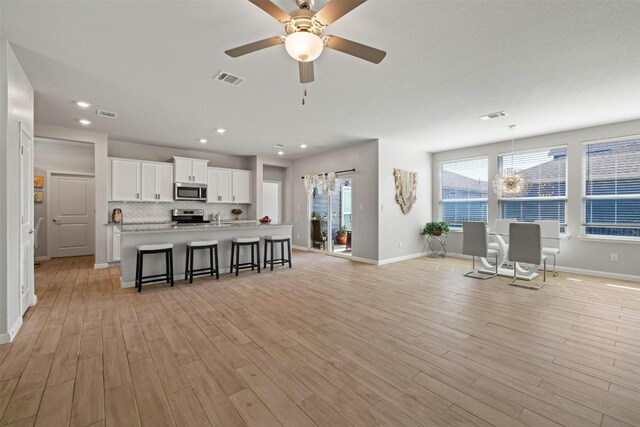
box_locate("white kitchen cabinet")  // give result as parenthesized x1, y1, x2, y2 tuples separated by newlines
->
(111, 159, 141, 201)
(107, 226, 121, 262)
(207, 168, 232, 203)
(207, 167, 251, 203)
(192, 160, 208, 184)
(173, 157, 208, 184)
(141, 162, 173, 201)
(232, 170, 251, 203)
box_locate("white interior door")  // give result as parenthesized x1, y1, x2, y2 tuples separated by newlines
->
(19, 123, 34, 315)
(262, 181, 280, 224)
(50, 174, 95, 257)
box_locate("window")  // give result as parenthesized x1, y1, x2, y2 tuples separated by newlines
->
(440, 157, 488, 228)
(584, 137, 640, 238)
(498, 147, 567, 228)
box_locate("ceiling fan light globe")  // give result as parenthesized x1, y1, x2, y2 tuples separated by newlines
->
(285, 31, 323, 62)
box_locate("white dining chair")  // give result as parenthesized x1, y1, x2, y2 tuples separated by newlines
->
(508, 223, 547, 289)
(535, 220, 560, 277)
(462, 221, 499, 279)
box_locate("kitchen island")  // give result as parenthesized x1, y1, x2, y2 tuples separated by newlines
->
(119, 222, 293, 288)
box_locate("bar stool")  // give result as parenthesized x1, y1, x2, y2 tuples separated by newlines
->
(230, 237, 260, 276)
(135, 243, 174, 292)
(264, 235, 292, 271)
(185, 240, 219, 283)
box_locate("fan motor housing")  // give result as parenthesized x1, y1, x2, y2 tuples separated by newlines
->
(286, 9, 323, 35)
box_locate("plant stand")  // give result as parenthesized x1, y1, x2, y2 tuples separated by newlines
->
(427, 235, 447, 258)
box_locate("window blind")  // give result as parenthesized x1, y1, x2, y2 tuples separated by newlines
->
(584, 137, 640, 237)
(499, 147, 567, 225)
(441, 157, 488, 227)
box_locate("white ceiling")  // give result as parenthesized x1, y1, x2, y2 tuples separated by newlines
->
(1, 0, 639, 159)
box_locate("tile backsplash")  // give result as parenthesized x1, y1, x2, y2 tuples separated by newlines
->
(107, 201, 250, 223)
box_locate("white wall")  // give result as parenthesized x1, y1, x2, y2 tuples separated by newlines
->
(292, 141, 379, 262)
(252, 156, 293, 224)
(34, 124, 108, 267)
(34, 138, 95, 258)
(0, 39, 34, 342)
(378, 141, 432, 261)
(109, 140, 252, 170)
(432, 119, 640, 279)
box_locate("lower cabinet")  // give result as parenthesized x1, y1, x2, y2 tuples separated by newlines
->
(107, 226, 121, 262)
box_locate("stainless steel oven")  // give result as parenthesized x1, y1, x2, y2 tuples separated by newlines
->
(174, 183, 207, 201)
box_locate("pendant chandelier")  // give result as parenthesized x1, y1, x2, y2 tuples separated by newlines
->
(492, 124, 531, 198)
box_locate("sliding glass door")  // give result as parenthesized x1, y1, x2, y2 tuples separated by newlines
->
(308, 175, 353, 256)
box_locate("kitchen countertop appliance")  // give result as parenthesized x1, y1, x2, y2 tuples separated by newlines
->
(171, 209, 210, 224)
(174, 182, 207, 201)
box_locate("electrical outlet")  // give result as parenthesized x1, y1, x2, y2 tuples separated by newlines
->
(296, 234, 300, 240)
(610, 253, 618, 262)
(399, 241, 403, 248)
(381, 204, 384, 211)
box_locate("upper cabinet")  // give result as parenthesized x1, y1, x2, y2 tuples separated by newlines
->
(141, 163, 173, 202)
(207, 167, 251, 204)
(232, 170, 251, 203)
(173, 157, 208, 184)
(110, 158, 173, 202)
(111, 159, 141, 201)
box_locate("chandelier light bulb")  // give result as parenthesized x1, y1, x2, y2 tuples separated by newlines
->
(285, 31, 323, 62)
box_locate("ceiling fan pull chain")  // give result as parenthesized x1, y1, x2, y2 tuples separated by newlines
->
(302, 86, 308, 105)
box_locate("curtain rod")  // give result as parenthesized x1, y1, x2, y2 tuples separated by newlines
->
(300, 169, 356, 179)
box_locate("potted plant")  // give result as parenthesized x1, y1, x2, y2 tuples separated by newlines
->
(311, 210, 322, 221)
(420, 221, 450, 236)
(336, 225, 349, 245)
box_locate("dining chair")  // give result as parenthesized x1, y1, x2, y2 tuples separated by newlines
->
(462, 221, 499, 279)
(535, 220, 560, 277)
(508, 223, 547, 289)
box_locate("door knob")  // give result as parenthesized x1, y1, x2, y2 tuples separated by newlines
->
(28, 229, 34, 234)
(52, 218, 60, 222)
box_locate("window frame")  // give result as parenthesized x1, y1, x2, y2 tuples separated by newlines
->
(497, 144, 568, 227)
(582, 134, 640, 239)
(439, 155, 489, 228)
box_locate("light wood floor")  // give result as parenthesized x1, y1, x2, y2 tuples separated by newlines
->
(1, 252, 640, 427)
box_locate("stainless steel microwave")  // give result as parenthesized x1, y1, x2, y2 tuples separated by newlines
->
(174, 183, 207, 201)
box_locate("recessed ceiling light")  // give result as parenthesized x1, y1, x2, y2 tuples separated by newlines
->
(199, 138, 208, 144)
(277, 151, 284, 156)
(273, 144, 285, 148)
(75, 101, 92, 108)
(78, 119, 91, 125)
(216, 128, 226, 134)
(300, 144, 307, 149)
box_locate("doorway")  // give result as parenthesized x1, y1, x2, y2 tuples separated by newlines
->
(309, 176, 353, 257)
(48, 173, 95, 258)
(262, 181, 281, 224)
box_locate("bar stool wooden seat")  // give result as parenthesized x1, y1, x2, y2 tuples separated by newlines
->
(135, 243, 174, 292)
(185, 240, 219, 283)
(263, 235, 292, 271)
(230, 237, 260, 276)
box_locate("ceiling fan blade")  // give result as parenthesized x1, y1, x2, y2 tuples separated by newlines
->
(299, 61, 315, 84)
(249, 0, 292, 23)
(324, 35, 386, 64)
(313, 0, 367, 26)
(225, 36, 285, 57)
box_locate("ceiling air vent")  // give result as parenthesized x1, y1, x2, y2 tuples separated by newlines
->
(96, 109, 118, 119)
(479, 111, 508, 121)
(214, 71, 246, 87)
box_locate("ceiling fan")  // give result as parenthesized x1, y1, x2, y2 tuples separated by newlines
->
(225, 0, 386, 84)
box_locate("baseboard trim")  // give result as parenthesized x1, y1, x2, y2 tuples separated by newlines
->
(349, 256, 378, 265)
(445, 251, 639, 283)
(0, 316, 23, 344)
(94, 263, 109, 269)
(377, 252, 430, 265)
(34, 256, 50, 261)
(292, 245, 308, 251)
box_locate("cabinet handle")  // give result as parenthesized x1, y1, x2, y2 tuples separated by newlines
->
(233, 195, 236, 201)
(136, 192, 139, 199)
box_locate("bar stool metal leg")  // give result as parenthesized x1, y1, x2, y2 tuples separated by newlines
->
(263, 240, 268, 269)
(214, 245, 219, 280)
(287, 240, 292, 268)
(169, 249, 174, 287)
(184, 247, 190, 280)
(230, 243, 235, 275)
(138, 253, 144, 293)
(256, 242, 261, 273)
(235, 243, 240, 276)
(189, 246, 195, 283)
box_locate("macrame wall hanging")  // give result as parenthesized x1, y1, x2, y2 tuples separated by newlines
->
(394, 168, 418, 214)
